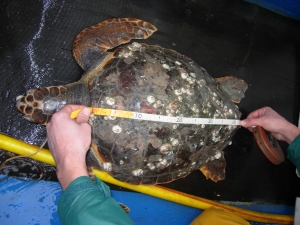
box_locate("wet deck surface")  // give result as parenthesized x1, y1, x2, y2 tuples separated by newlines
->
(0, 0, 299, 205)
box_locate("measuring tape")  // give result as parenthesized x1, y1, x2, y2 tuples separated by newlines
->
(71, 107, 241, 125)
(71, 108, 286, 166)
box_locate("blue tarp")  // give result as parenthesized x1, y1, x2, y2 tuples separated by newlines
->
(0, 175, 295, 225)
(245, 0, 300, 21)
(0, 175, 199, 225)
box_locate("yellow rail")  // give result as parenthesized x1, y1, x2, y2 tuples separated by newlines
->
(0, 133, 293, 224)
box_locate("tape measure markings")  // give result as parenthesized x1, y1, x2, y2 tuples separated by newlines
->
(132, 112, 240, 125)
(71, 108, 241, 126)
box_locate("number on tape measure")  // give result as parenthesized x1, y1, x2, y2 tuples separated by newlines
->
(71, 107, 241, 126)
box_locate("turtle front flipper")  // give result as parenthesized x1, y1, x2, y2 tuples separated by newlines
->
(199, 152, 226, 182)
(215, 76, 248, 103)
(73, 18, 157, 70)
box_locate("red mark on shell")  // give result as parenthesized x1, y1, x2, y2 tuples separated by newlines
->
(140, 102, 156, 114)
(118, 61, 137, 94)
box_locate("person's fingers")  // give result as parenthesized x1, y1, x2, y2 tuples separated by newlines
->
(46, 105, 89, 131)
(75, 107, 91, 124)
(59, 105, 87, 117)
(241, 117, 263, 128)
(241, 107, 274, 129)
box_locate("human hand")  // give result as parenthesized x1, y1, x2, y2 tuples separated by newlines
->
(241, 107, 300, 144)
(46, 105, 91, 190)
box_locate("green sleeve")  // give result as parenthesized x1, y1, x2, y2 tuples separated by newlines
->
(58, 176, 135, 225)
(287, 134, 300, 172)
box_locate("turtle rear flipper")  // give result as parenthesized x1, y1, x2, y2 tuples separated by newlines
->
(215, 76, 248, 103)
(199, 153, 226, 182)
(73, 18, 157, 70)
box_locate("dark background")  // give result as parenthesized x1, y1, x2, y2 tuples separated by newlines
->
(0, 0, 299, 206)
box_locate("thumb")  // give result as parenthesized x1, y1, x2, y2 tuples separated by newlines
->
(241, 118, 262, 128)
(75, 107, 91, 124)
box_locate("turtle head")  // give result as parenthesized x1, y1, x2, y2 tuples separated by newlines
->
(16, 82, 90, 125)
(16, 86, 68, 125)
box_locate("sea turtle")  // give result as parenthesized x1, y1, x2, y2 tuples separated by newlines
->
(16, 18, 247, 184)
